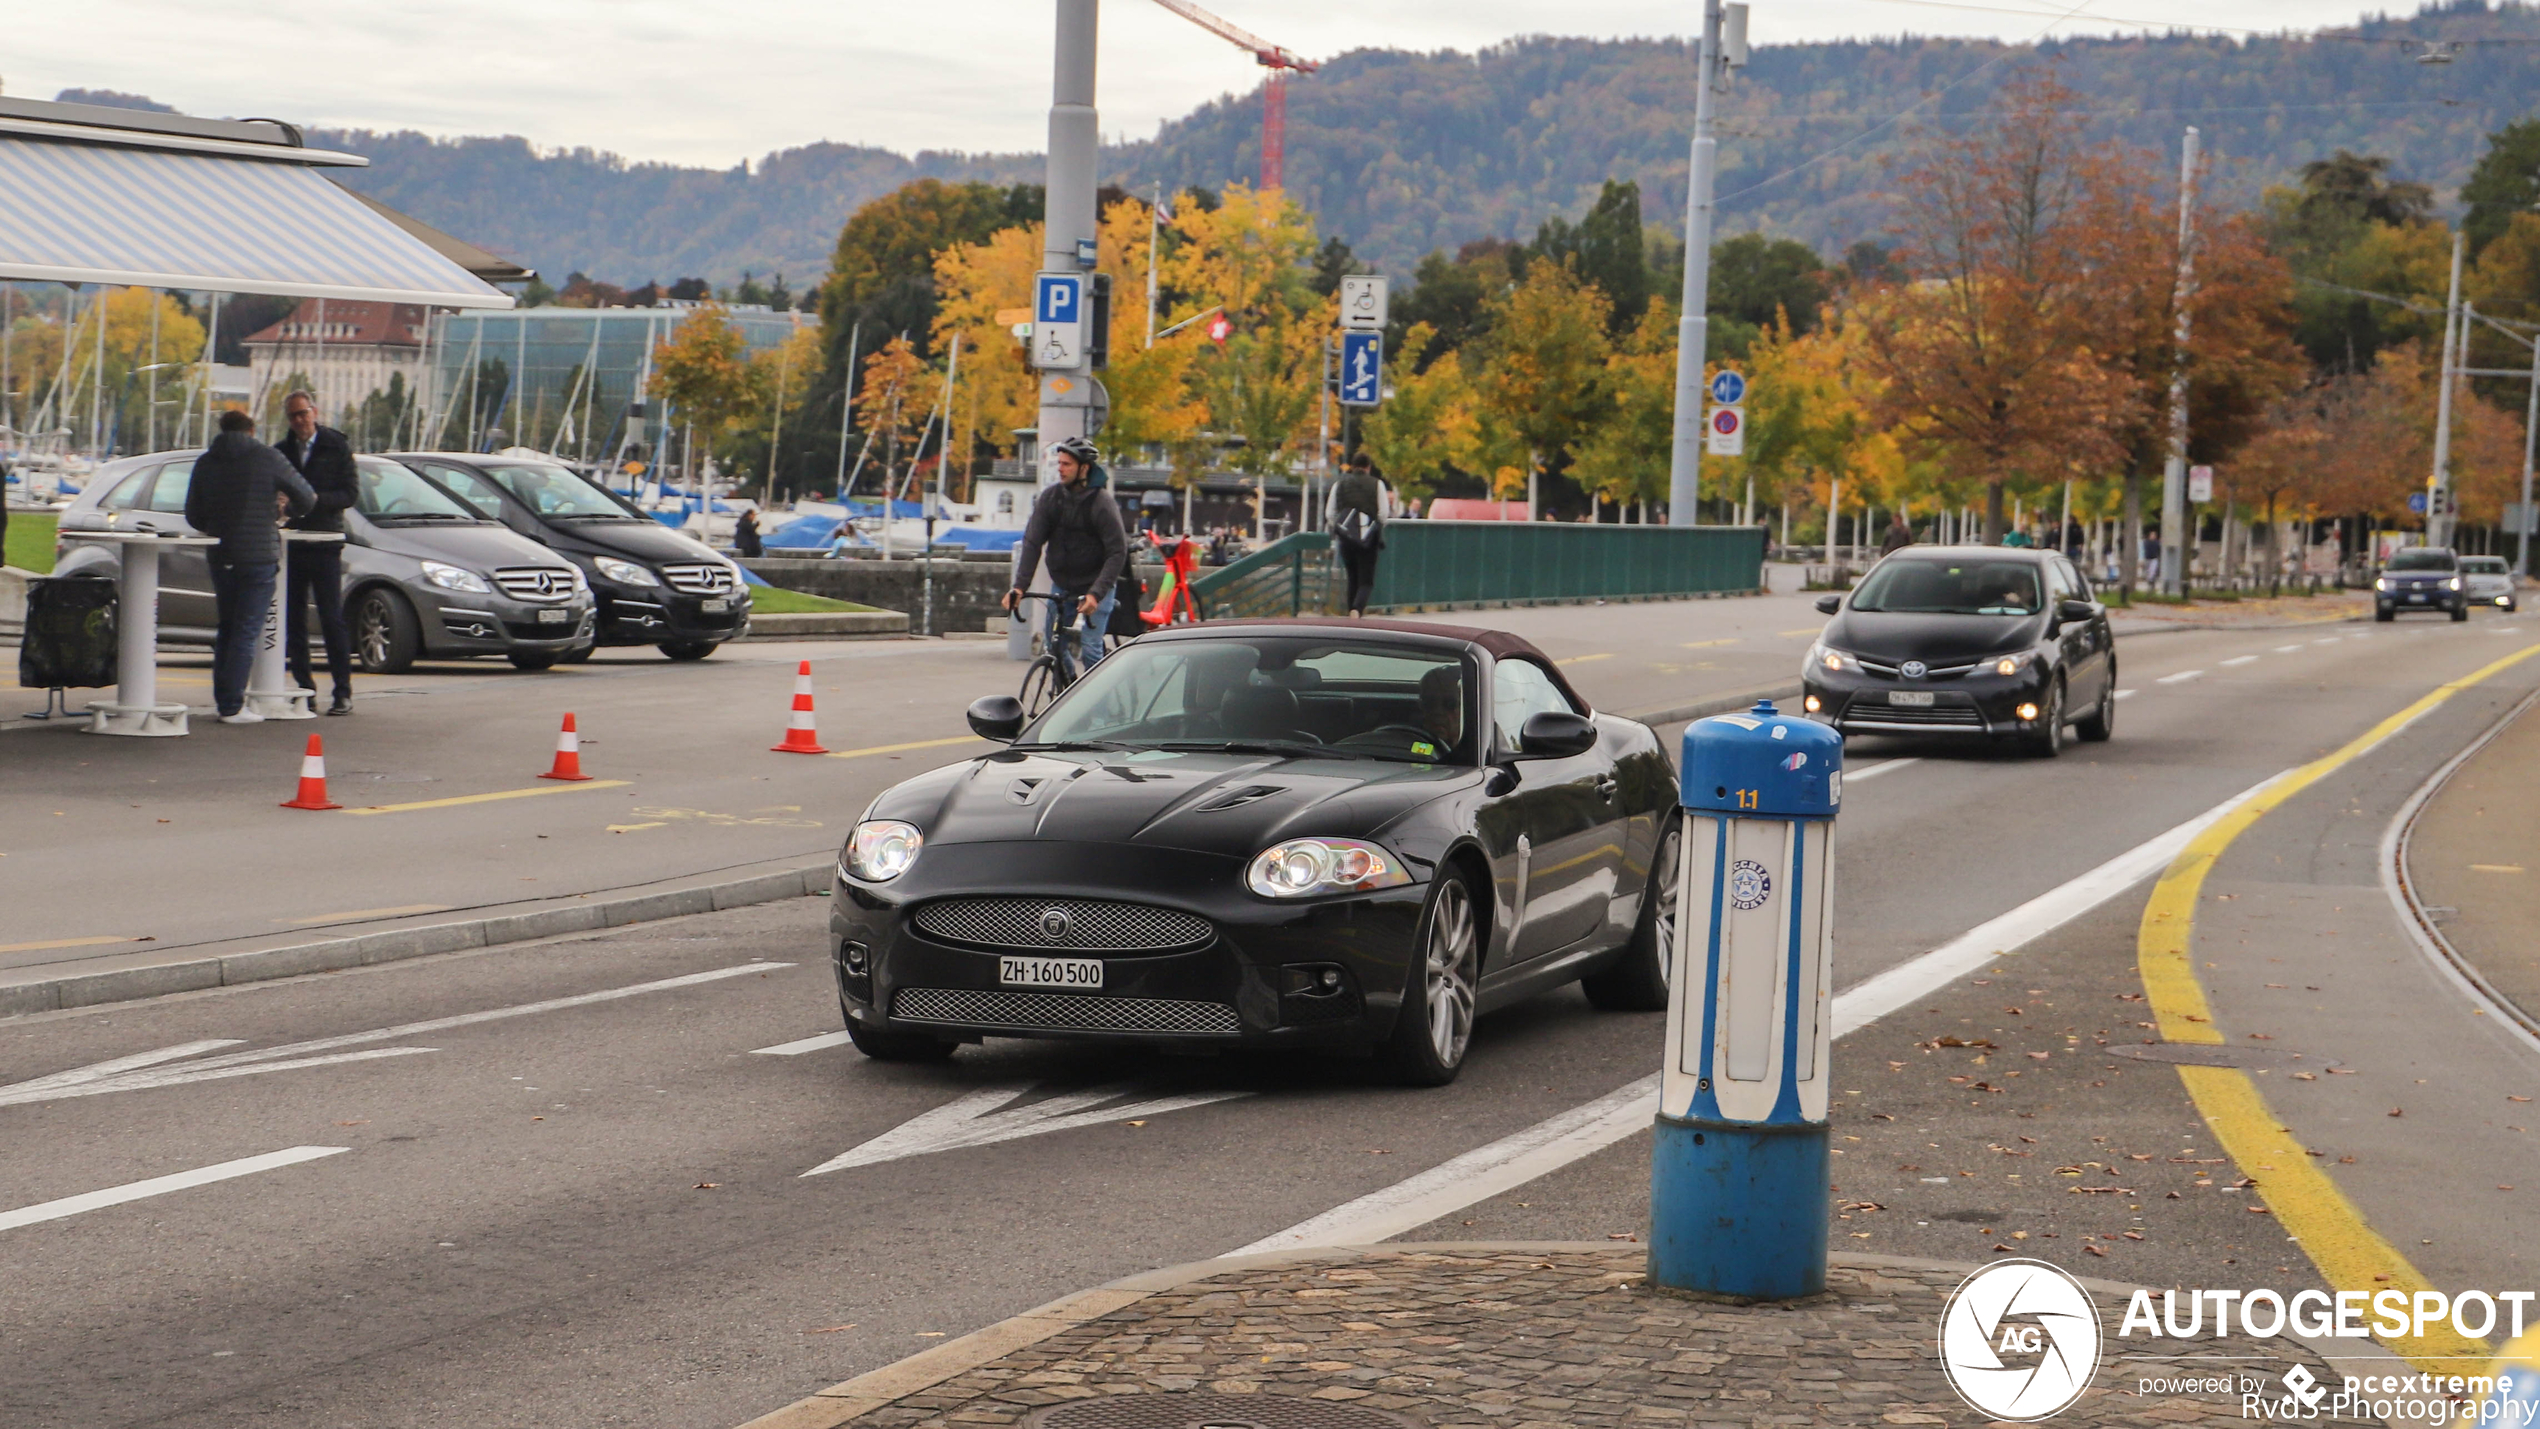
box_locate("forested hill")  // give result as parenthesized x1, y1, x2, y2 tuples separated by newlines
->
(69, 1, 2540, 285)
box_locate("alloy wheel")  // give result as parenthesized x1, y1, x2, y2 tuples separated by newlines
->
(357, 601, 391, 668)
(1652, 822, 1681, 989)
(1424, 879, 1478, 1066)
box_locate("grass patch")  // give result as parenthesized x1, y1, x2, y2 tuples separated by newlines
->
(749, 584, 878, 615)
(4, 511, 57, 573)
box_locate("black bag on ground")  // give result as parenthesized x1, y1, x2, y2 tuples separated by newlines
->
(20, 575, 118, 690)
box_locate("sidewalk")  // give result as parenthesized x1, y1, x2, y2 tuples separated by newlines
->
(2404, 684, 2540, 1031)
(742, 1244, 2369, 1428)
(2107, 590, 2369, 635)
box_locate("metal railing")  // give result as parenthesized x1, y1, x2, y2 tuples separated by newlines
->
(1186, 523, 1766, 618)
(1189, 532, 1339, 619)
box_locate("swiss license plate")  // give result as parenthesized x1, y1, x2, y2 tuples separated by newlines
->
(535, 607, 570, 624)
(2408, 592, 2427, 602)
(1000, 956, 1103, 989)
(1886, 690, 1936, 707)
(701, 597, 731, 613)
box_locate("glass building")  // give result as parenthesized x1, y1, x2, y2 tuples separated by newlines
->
(421, 302, 812, 470)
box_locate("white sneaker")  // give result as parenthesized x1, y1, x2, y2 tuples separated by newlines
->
(218, 709, 266, 725)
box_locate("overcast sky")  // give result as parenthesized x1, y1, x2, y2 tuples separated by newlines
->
(40, 1, 2402, 167)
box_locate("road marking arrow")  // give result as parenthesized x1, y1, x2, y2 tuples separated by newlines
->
(801, 1081, 1253, 1176)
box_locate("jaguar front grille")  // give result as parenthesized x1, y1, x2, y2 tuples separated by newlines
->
(912, 897, 1213, 952)
(890, 987, 1240, 1035)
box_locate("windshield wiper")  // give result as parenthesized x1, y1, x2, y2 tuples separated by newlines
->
(1010, 739, 1131, 752)
(374, 511, 471, 521)
(1157, 739, 1331, 757)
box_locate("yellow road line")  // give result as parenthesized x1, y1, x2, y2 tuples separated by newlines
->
(607, 822, 668, 834)
(344, 780, 631, 815)
(1682, 638, 1741, 648)
(825, 736, 986, 760)
(2138, 640, 2540, 1371)
(277, 904, 451, 925)
(1776, 626, 1823, 637)
(0, 935, 141, 956)
(1555, 653, 1613, 666)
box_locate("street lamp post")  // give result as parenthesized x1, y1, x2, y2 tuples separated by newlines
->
(1665, 0, 1729, 528)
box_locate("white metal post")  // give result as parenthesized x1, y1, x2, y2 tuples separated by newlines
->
(2521, 326, 2538, 579)
(2429, 232, 2466, 549)
(1666, 0, 1724, 527)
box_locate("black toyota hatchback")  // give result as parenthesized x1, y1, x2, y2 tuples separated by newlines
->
(1800, 546, 2117, 756)
(826, 619, 1681, 1085)
(391, 453, 750, 659)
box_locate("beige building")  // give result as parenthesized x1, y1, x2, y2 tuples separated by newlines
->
(241, 299, 428, 427)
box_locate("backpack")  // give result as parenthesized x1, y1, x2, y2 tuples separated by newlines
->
(1333, 506, 1379, 548)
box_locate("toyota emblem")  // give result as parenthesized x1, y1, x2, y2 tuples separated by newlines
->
(1900, 660, 1927, 679)
(1037, 907, 1073, 942)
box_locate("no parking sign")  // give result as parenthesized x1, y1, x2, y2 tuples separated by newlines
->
(1707, 405, 1745, 457)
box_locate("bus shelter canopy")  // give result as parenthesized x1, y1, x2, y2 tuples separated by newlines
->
(0, 122, 512, 309)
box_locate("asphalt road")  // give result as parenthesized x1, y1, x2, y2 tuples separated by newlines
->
(4, 596, 2535, 1427)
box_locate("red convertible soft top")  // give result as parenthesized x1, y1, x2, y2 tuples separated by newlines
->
(1173, 616, 1593, 715)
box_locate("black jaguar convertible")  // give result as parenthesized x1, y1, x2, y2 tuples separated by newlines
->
(827, 619, 1681, 1084)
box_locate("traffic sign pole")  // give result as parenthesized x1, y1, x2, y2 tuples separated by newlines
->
(1666, 0, 1727, 527)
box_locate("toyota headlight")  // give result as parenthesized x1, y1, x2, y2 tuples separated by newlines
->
(420, 560, 490, 594)
(1246, 838, 1412, 898)
(595, 556, 660, 587)
(2375, 576, 2392, 591)
(2449, 577, 2463, 591)
(1813, 644, 1846, 673)
(1992, 653, 2030, 677)
(844, 820, 923, 882)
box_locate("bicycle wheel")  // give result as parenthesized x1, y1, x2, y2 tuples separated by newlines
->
(1020, 656, 1062, 717)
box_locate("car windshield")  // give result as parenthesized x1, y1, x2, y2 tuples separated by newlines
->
(2462, 557, 2508, 574)
(1021, 636, 1477, 764)
(480, 461, 639, 519)
(2387, 549, 2456, 571)
(1848, 557, 2042, 615)
(356, 458, 480, 521)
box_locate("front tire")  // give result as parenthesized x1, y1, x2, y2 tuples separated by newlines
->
(353, 588, 420, 674)
(844, 1018, 958, 1062)
(2376, 607, 2395, 622)
(659, 640, 720, 660)
(2028, 678, 2065, 759)
(1583, 814, 1679, 1012)
(1385, 872, 1480, 1087)
(508, 650, 560, 671)
(2074, 667, 2116, 743)
(2451, 604, 2469, 622)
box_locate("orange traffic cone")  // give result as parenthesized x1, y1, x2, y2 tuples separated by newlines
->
(539, 713, 594, 781)
(280, 734, 343, 810)
(771, 661, 829, 754)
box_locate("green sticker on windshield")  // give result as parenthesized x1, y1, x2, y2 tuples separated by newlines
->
(1411, 741, 1436, 758)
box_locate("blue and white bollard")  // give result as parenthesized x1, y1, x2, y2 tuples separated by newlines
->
(1649, 698, 1842, 1299)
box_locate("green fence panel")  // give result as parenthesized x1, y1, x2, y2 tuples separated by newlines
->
(1185, 524, 1761, 618)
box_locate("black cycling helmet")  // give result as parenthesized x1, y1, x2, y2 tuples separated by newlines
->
(1050, 435, 1101, 468)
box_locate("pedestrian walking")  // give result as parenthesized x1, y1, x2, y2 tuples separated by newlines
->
(734, 508, 763, 558)
(1002, 436, 1129, 667)
(186, 410, 313, 723)
(1877, 510, 1915, 557)
(275, 391, 356, 715)
(1331, 457, 1386, 617)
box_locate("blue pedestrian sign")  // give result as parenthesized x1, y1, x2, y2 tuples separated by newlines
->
(1032, 273, 1084, 370)
(1708, 369, 1747, 406)
(1340, 330, 1383, 407)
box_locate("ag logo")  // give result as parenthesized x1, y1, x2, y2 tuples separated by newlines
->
(1938, 1259, 2101, 1421)
(1728, 859, 1772, 911)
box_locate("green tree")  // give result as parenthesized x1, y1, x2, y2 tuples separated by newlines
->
(651, 304, 762, 462)
(1533, 180, 1648, 334)
(1707, 233, 1829, 357)
(2458, 124, 2540, 256)
(1388, 245, 1502, 370)
(1474, 257, 1613, 509)
(1357, 323, 1466, 503)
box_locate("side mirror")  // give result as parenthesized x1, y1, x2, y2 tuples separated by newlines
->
(1514, 710, 1598, 760)
(2057, 599, 2094, 622)
(966, 695, 1026, 743)
(1814, 594, 1842, 615)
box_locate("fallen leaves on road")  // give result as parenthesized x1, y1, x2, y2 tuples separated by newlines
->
(2086, 1244, 2108, 1257)
(694, 1182, 719, 1189)
(803, 1324, 858, 1334)
(2389, 1107, 2405, 1117)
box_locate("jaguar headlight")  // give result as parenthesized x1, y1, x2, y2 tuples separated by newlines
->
(844, 820, 923, 881)
(420, 560, 490, 594)
(1246, 838, 1412, 898)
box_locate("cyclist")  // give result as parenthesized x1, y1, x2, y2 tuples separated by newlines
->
(1001, 435, 1130, 667)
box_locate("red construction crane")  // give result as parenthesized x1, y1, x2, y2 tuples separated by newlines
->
(1147, 0, 1318, 192)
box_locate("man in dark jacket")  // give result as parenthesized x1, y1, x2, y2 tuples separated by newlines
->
(1331, 457, 1386, 616)
(276, 390, 358, 714)
(1878, 510, 1915, 557)
(1002, 436, 1128, 665)
(186, 410, 314, 722)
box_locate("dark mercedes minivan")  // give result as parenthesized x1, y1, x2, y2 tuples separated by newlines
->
(1799, 546, 2117, 757)
(391, 453, 751, 660)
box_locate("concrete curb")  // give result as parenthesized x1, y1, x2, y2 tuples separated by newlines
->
(1625, 680, 1804, 728)
(0, 861, 836, 1019)
(731, 1243, 2408, 1429)
(737, 611, 911, 641)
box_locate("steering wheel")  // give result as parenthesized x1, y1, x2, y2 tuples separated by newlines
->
(1339, 723, 1438, 748)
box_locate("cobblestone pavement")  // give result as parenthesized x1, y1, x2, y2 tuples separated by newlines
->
(836, 1246, 2373, 1427)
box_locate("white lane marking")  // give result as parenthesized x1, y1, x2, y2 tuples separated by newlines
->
(1843, 757, 1920, 783)
(753, 1031, 854, 1056)
(1233, 778, 2281, 1253)
(2156, 670, 2205, 684)
(2314, 638, 2341, 646)
(2113, 688, 2138, 701)
(803, 1081, 1254, 1176)
(2221, 655, 2260, 667)
(2275, 644, 2305, 653)
(0, 964, 789, 1109)
(0, 1039, 245, 1100)
(0, 1146, 347, 1233)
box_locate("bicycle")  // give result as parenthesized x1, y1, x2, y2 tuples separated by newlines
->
(1013, 589, 1090, 718)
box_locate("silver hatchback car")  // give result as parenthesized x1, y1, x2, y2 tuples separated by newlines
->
(2461, 555, 2519, 613)
(54, 450, 596, 671)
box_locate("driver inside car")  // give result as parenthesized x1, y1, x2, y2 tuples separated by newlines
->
(1419, 666, 1464, 750)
